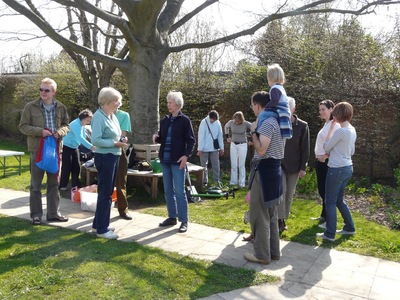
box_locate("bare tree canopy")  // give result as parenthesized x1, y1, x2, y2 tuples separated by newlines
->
(2, 0, 400, 142)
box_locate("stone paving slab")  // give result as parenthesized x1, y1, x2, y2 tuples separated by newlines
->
(0, 188, 399, 300)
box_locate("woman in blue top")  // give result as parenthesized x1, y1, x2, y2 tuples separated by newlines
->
(316, 102, 357, 242)
(59, 109, 94, 190)
(152, 91, 195, 233)
(91, 87, 127, 240)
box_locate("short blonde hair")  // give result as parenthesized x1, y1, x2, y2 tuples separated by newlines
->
(41, 78, 57, 92)
(98, 87, 122, 106)
(267, 63, 285, 84)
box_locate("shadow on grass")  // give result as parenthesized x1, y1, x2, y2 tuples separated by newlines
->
(0, 215, 269, 299)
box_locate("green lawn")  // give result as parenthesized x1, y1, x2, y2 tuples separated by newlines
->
(0, 216, 273, 299)
(140, 189, 400, 262)
(0, 140, 399, 299)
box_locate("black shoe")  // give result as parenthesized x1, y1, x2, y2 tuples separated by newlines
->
(47, 215, 69, 222)
(278, 219, 285, 234)
(178, 222, 188, 233)
(31, 217, 42, 225)
(159, 218, 177, 227)
(119, 212, 132, 220)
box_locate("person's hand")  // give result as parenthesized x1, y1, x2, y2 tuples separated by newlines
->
(250, 120, 258, 131)
(299, 170, 306, 178)
(42, 129, 52, 137)
(152, 134, 159, 144)
(248, 141, 253, 146)
(317, 154, 328, 162)
(219, 149, 224, 156)
(227, 137, 232, 143)
(196, 151, 202, 157)
(91, 146, 96, 152)
(177, 155, 188, 170)
(114, 141, 127, 148)
(53, 132, 60, 139)
(120, 136, 128, 143)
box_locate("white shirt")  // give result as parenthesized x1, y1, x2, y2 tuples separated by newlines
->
(314, 120, 340, 156)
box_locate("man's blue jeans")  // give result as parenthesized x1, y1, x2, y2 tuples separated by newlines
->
(161, 162, 188, 222)
(92, 153, 119, 234)
(324, 165, 355, 239)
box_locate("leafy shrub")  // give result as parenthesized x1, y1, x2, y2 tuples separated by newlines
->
(371, 183, 383, 196)
(296, 167, 317, 195)
(387, 208, 400, 230)
(395, 167, 400, 191)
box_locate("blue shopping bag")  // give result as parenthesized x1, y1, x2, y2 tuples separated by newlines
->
(35, 135, 59, 174)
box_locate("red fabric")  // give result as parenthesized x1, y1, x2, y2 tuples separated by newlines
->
(35, 136, 45, 163)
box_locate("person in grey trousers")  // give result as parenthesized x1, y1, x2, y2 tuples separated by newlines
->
(197, 110, 224, 186)
(278, 97, 310, 234)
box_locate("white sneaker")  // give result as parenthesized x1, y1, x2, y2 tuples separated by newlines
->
(92, 226, 115, 233)
(316, 232, 335, 242)
(336, 229, 356, 235)
(318, 222, 326, 229)
(97, 230, 119, 239)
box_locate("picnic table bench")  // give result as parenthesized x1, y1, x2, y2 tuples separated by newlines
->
(84, 162, 205, 199)
(0, 150, 25, 177)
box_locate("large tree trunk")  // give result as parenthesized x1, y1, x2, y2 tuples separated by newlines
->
(122, 47, 167, 144)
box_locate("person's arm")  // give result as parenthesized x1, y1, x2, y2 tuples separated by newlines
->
(265, 87, 281, 108)
(245, 121, 252, 131)
(19, 103, 43, 137)
(197, 119, 205, 156)
(91, 115, 114, 148)
(70, 120, 93, 150)
(224, 120, 231, 141)
(217, 121, 224, 156)
(323, 126, 342, 153)
(251, 131, 271, 157)
(179, 117, 196, 169)
(299, 122, 310, 178)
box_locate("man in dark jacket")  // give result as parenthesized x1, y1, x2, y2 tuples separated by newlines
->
(278, 97, 310, 233)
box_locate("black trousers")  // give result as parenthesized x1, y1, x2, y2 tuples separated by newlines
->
(315, 159, 329, 219)
(59, 145, 81, 188)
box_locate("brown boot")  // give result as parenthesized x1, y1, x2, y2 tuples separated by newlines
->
(242, 233, 254, 242)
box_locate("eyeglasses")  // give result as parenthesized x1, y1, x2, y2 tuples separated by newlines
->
(39, 88, 51, 93)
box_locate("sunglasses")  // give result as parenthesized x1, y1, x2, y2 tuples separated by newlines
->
(39, 88, 51, 93)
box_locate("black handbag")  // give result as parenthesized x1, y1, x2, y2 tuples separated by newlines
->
(205, 119, 220, 150)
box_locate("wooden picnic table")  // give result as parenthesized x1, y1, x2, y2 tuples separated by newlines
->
(0, 150, 25, 177)
(84, 162, 204, 199)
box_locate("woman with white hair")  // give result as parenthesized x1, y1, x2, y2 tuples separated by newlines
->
(153, 91, 196, 233)
(91, 87, 127, 239)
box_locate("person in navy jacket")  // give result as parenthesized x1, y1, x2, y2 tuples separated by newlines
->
(153, 91, 195, 233)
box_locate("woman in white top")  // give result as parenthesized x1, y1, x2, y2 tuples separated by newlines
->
(316, 102, 357, 242)
(313, 100, 340, 225)
(224, 111, 252, 187)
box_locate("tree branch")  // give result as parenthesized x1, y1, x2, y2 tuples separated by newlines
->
(169, 0, 218, 34)
(157, 0, 185, 36)
(53, 0, 139, 50)
(169, 0, 400, 53)
(3, 0, 130, 70)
